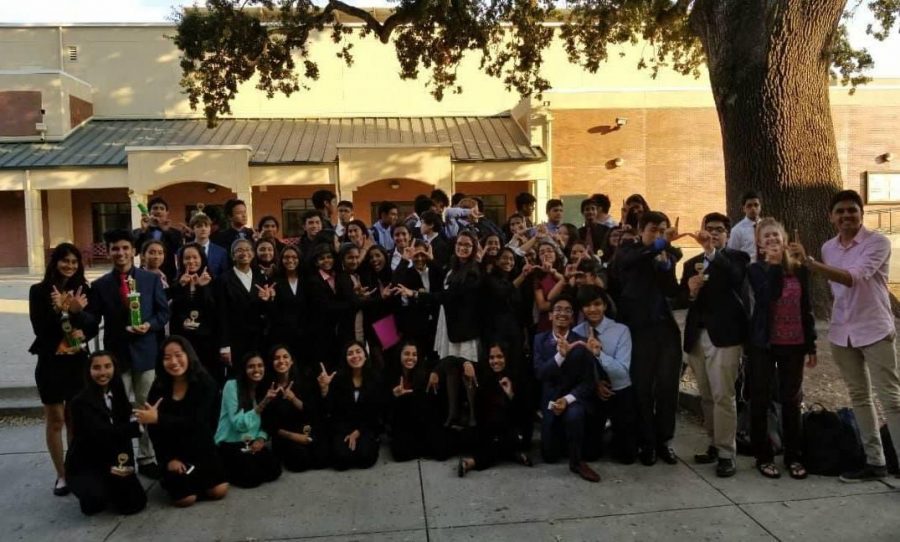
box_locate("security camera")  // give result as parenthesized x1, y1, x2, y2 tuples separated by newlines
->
(615, 117, 628, 127)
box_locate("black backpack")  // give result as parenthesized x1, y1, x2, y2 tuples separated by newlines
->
(802, 405, 865, 476)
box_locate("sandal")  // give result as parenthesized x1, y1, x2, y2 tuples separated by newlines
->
(788, 462, 808, 480)
(516, 452, 534, 467)
(757, 462, 781, 479)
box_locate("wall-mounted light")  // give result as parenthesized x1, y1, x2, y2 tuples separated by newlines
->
(615, 117, 628, 128)
(205, 184, 217, 194)
(389, 180, 401, 190)
(882, 152, 894, 163)
(613, 157, 625, 167)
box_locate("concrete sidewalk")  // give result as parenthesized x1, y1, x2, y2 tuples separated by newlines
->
(1, 414, 896, 542)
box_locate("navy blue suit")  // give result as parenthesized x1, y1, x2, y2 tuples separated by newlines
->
(533, 329, 596, 465)
(87, 267, 170, 373)
(203, 242, 229, 279)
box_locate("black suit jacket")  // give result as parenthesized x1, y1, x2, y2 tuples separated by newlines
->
(613, 239, 681, 329)
(533, 330, 596, 409)
(28, 280, 97, 357)
(65, 379, 140, 476)
(678, 248, 750, 352)
(214, 267, 271, 357)
(578, 223, 611, 255)
(419, 262, 482, 343)
(426, 233, 452, 271)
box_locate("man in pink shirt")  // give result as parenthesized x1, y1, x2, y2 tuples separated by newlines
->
(791, 189, 900, 482)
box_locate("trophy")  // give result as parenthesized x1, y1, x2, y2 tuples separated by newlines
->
(183, 310, 200, 331)
(241, 434, 253, 453)
(60, 311, 84, 352)
(127, 277, 142, 327)
(110, 453, 134, 476)
(694, 262, 709, 282)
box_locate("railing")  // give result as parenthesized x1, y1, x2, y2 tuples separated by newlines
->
(866, 207, 900, 234)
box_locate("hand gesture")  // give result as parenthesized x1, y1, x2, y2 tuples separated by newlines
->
(280, 381, 298, 403)
(697, 229, 713, 252)
(664, 217, 680, 243)
(392, 284, 416, 298)
(393, 376, 413, 398)
(197, 270, 212, 287)
(427, 372, 440, 394)
(179, 273, 194, 287)
(167, 459, 187, 474)
(787, 230, 807, 263)
(519, 263, 535, 279)
(402, 246, 416, 261)
(557, 335, 571, 357)
(463, 361, 478, 387)
(475, 241, 486, 263)
(344, 429, 360, 451)
(585, 325, 602, 356)
(263, 381, 279, 403)
(597, 380, 615, 401)
(140, 214, 151, 232)
(50, 286, 67, 311)
(499, 376, 514, 399)
(550, 398, 567, 416)
(256, 284, 275, 301)
(687, 274, 705, 298)
(133, 398, 163, 425)
(250, 438, 265, 454)
(424, 243, 434, 261)
(317, 363, 336, 394)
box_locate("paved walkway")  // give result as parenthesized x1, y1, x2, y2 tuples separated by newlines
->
(1, 414, 897, 542)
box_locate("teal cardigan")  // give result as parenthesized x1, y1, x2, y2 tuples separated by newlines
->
(214, 380, 269, 444)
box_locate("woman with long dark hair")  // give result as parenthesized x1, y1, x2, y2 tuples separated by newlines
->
(318, 341, 383, 470)
(65, 351, 146, 515)
(267, 245, 308, 369)
(29, 242, 96, 496)
(214, 352, 282, 487)
(257, 215, 286, 256)
(170, 243, 220, 384)
(342, 219, 374, 252)
(387, 342, 431, 461)
(457, 342, 532, 476)
(305, 243, 354, 371)
(533, 240, 566, 333)
(262, 345, 328, 471)
(138, 336, 228, 507)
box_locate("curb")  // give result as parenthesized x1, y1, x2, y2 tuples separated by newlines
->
(0, 386, 43, 418)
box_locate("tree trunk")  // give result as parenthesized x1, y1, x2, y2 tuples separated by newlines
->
(691, 0, 847, 316)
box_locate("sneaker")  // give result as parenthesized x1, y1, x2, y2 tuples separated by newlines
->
(694, 446, 718, 464)
(53, 478, 70, 497)
(138, 462, 161, 480)
(716, 458, 737, 478)
(839, 464, 887, 483)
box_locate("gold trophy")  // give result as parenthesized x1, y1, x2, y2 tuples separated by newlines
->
(60, 311, 84, 352)
(127, 277, 142, 327)
(110, 453, 134, 476)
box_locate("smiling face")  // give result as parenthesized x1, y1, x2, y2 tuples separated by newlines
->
(757, 223, 785, 252)
(109, 239, 134, 271)
(182, 246, 202, 274)
(551, 299, 574, 329)
(393, 227, 411, 250)
(484, 236, 501, 256)
(244, 356, 265, 383)
(538, 244, 556, 266)
(400, 344, 418, 370)
(162, 341, 189, 379)
(316, 252, 334, 272)
(581, 297, 606, 326)
(260, 219, 279, 238)
(281, 249, 299, 273)
(56, 251, 79, 279)
(582, 203, 598, 223)
(703, 220, 728, 249)
(89, 355, 115, 388)
(342, 247, 361, 272)
(368, 249, 386, 272)
(272, 347, 293, 376)
(305, 216, 322, 238)
(488, 346, 506, 373)
(569, 242, 587, 263)
(345, 343, 367, 369)
(510, 216, 526, 236)
(830, 199, 862, 237)
(454, 236, 474, 260)
(497, 250, 516, 273)
(256, 242, 275, 265)
(192, 221, 211, 243)
(232, 240, 253, 267)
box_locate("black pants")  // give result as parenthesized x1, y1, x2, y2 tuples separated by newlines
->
(585, 386, 639, 463)
(68, 470, 146, 516)
(331, 429, 379, 470)
(541, 400, 587, 465)
(629, 321, 682, 450)
(390, 425, 425, 462)
(218, 442, 282, 488)
(272, 436, 328, 472)
(750, 345, 805, 464)
(472, 425, 524, 471)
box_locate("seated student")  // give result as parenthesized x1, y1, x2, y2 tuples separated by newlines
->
(262, 346, 328, 472)
(318, 342, 384, 470)
(66, 351, 147, 516)
(457, 342, 532, 477)
(534, 296, 599, 482)
(573, 286, 638, 465)
(214, 352, 283, 488)
(387, 342, 432, 462)
(138, 336, 228, 507)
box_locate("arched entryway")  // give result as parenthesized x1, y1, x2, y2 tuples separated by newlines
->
(353, 178, 435, 224)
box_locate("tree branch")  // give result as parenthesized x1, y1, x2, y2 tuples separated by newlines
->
(325, 1, 414, 43)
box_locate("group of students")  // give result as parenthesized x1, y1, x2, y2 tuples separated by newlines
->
(29, 186, 900, 516)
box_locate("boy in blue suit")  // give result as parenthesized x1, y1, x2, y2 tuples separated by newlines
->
(86, 230, 170, 479)
(187, 212, 228, 278)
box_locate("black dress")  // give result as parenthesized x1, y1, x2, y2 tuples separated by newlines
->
(261, 379, 328, 471)
(65, 379, 146, 516)
(147, 373, 226, 501)
(471, 370, 529, 471)
(266, 276, 308, 369)
(326, 371, 384, 470)
(169, 281, 221, 384)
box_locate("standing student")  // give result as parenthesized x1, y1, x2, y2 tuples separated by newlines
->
(305, 244, 354, 370)
(255, 238, 278, 278)
(170, 243, 220, 384)
(679, 213, 749, 478)
(371, 201, 399, 250)
(267, 245, 307, 369)
(591, 193, 618, 228)
(312, 189, 337, 231)
(622, 194, 650, 230)
(87, 230, 170, 479)
(140, 240, 170, 294)
(134, 196, 183, 283)
(257, 215, 287, 256)
(457, 342, 532, 476)
(216, 238, 272, 379)
(515, 192, 537, 227)
(211, 199, 255, 261)
(789, 189, 900, 482)
(389, 224, 413, 271)
(138, 336, 228, 507)
(343, 219, 374, 252)
(298, 210, 325, 258)
(727, 190, 762, 262)
(404, 194, 435, 239)
(262, 346, 327, 471)
(578, 198, 611, 260)
(65, 351, 146, 516)
(29, 243, 96, 496)
(334, 200, 354, 238)
(188, 211, 228, 278)
(614, 211, 682, 466)
(534, 296, 599, 482)
(544, 199, 564, 235)
(318, 342, 384, 470)
(214, 352, 283, 488)
(395, 241, 443, 360)
(748, 218, 816, 480)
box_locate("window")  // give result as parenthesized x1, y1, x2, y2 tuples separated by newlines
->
(370, 201, 415, 225)
(282, 198, 314, 237)
(479, 195, 507, 226)
(91, 202, 130, 243)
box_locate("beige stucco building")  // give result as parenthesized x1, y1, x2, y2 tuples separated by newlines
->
(1, 22, 898, 272)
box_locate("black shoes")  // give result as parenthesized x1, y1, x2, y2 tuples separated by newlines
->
(840, 464, 887, 483)
(694, 446, 718, 464)
(570, 462, 601, 483)
(53, 478, 70, 497)
(658, 447, 678, 465)
(639, 448, 657, 466)
(138, 462, 161, 480)
(716, 458, 737, 478)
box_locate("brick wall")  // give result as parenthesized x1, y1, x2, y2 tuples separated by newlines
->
(0, 191, 27, 267)
(69, 95, 93, 128)
(0, 91, 41, 137)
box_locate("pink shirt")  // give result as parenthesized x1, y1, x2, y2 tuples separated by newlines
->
(821, 226, 894, 348)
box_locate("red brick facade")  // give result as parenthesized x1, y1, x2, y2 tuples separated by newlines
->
(0, 91, 42, 137)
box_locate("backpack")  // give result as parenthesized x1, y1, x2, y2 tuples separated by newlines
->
(802, 405, 865, 476)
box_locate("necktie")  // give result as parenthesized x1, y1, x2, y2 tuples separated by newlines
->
(119, 273, 130, 307)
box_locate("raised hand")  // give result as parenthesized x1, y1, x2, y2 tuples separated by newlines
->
(256, 284, 276, 301)
(197, 270, 212, 287)
(179, 273, 194, 287)
(68, 286, 88, 313)
(585, 325, 602, 357)
(317, 363, 337, 394)
(664, 217, 680, 243)
(393, 376, 414, 398)
(281, 380, 298, 404)
(499, 376, 514, 399)
(402, 246, 416, 261)
(133, 398, 163, 425)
